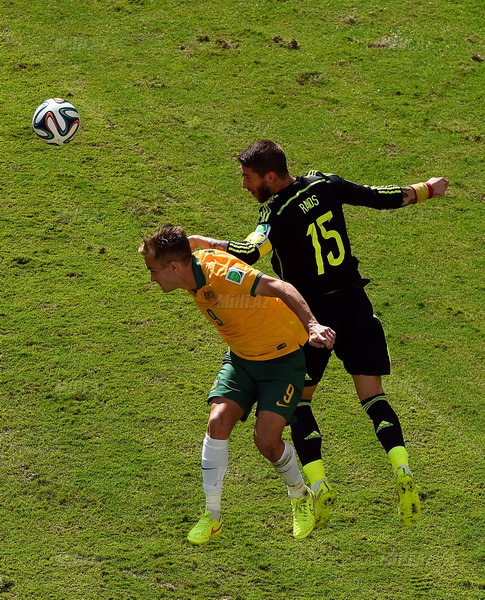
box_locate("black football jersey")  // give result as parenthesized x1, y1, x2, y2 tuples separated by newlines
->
(227, 172, 403, 299)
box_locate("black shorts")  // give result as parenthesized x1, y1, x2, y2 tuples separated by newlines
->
(303, 287, 390, 387)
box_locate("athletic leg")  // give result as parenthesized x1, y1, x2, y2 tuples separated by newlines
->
(353, 374, 421, 526)
(289, 344, 336, 527)
(291, 385, 326, 482)
(187, 397, 244, 545)
(353, 374, 409, 470)
(254, 410, 315, 540)
(291, 344, 331, 486)
(203, 397, 244, 518)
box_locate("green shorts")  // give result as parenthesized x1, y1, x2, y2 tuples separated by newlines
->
(208, 349, 306, 423)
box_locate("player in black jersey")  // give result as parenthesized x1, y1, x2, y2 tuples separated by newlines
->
(189, 140, 449, 528)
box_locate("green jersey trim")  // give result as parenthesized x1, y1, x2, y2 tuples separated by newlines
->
(367, 185, 402, 195)
(191, 256, 206, 290)
(250, 271, 264, 296)
(259, 204, 272, 222)
(276, 179, 324, 215)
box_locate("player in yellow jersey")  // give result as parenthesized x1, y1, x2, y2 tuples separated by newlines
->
(139, 225, 336, 544)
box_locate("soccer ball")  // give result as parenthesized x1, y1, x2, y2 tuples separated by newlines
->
(32, 98, 80, 146)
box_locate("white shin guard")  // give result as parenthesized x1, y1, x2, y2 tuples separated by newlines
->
(201, 434, 228, 516)
(272, 440, 307, 498)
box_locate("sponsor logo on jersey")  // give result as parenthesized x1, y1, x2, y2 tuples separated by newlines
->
(256, 223, 271, 234)
(217, 294, 269, 309)
(225, 268, 246, 285)
(247, 232, 266, 246)
(203, 290, 217, 302)
(246, 224, 271, 248)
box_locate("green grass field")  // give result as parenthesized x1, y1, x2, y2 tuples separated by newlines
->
(1, 0, 484, 598)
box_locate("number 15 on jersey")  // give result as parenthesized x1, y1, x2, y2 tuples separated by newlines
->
(306, 211, 345, 275)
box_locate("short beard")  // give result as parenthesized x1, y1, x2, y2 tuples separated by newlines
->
(256, 183, 272, 203)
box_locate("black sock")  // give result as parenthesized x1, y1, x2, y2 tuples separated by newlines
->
(360, 394, 405, 453)
(290, 402, 322, 467)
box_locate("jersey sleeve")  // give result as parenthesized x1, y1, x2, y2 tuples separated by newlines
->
(326, 174, 403, 209)
(226, 223, 273, 265)
(226, 239, 260, 264)
(201, 251, 265, 297)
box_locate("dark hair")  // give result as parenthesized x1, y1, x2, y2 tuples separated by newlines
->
(139, 225, 192, 265)
(237, 140, 289, 178)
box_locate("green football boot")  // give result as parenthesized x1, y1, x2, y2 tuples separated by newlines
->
(187, 509, 223, 545)
(291, 489, 316, 540)
(314, 479, 336, 529)
(396, 467, 421, 527)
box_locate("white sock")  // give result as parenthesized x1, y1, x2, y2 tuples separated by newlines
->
(272, 441, 308, 499)
(201, 433, 228, 520)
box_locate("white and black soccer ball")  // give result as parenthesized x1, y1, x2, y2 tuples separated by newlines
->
(32, 98, 80, 145)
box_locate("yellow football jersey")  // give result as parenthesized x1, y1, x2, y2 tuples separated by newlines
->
(188, 250, 308, 361)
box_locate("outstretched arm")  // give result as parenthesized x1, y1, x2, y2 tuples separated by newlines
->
(188, 235, 229, 251)
(189, 229, 270, 265)
(254, 275, 336, 349)
(401, 177, 449, 206)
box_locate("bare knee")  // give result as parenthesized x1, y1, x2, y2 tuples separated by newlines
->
(207, 410, 227, 439)
(207, 397, 244, 439)
(254, 431, 284, 462)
